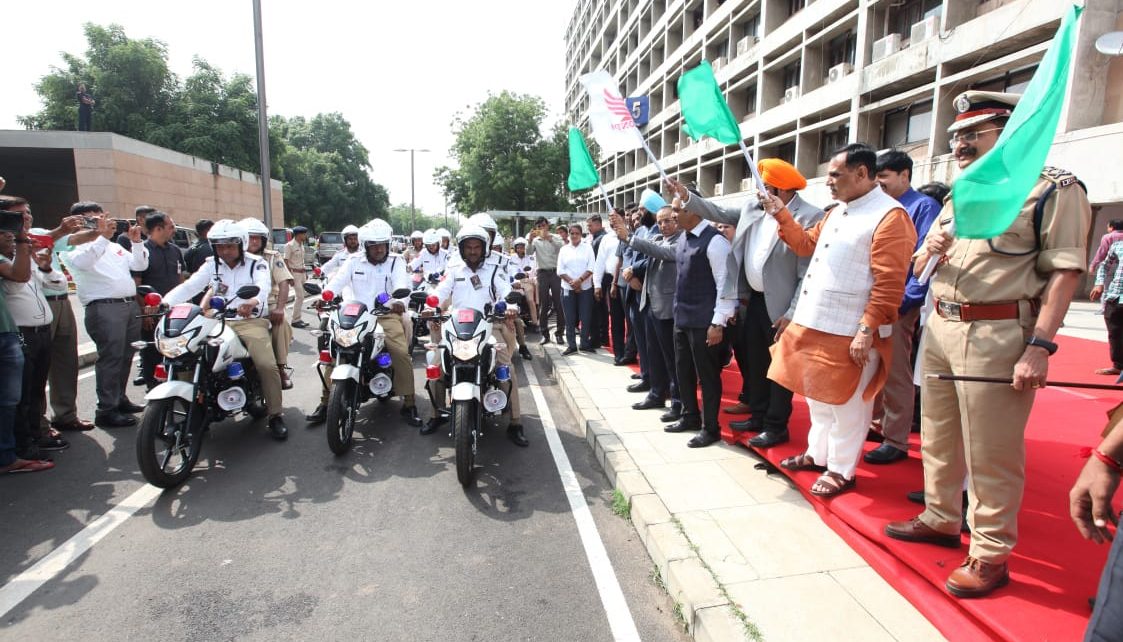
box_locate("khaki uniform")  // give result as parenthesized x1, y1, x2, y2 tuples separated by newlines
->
(263, 249, 294, 366)
(282, 240, 306, 323)
(918, 168, 1091, 562)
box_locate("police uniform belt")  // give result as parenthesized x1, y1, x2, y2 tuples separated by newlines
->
(45, 294, 68, 301)
(88, 297, 134, 306)
(935, 299, 1039, 322)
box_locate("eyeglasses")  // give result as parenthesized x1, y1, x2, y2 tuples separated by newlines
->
(949, 128, 1002, 148)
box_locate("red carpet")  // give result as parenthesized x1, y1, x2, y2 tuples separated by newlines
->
(712, 335, 1115, 642)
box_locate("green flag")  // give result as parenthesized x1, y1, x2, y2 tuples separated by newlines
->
(678, 60, 741, 145)
(952, 5, 1082, 239)
(567, 127, 599, 192)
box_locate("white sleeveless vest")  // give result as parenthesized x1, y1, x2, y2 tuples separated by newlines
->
(792, 185, 900, 337)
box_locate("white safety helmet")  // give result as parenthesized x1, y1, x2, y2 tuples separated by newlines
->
(208, 219, 249, 249)
(410, 230, 424, 240)
(359, 219, 393, 247)
(437, 228, 451, 240)
(467, 213, 497, 235)
(456, 224, 489, 255)
(237, 218, 270, 252)
(513, 237, 528, 248)
(422, 228, 440, 245)
(341, 224, 360, 237)
(492, 232, 504, 249)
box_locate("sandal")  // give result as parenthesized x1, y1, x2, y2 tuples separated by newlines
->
(2, 458, 56, 474)
(779, 453, 826, 472)
(810, 471, 855, 497)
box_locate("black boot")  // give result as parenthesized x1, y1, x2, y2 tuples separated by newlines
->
(421, 414, 447, 435)
(507, 423, 528, 447)
(401, 405, 423, 427)
(305, 404, 327, 424)
(519, 345, 533, 360)
(268, 415, 288, 440)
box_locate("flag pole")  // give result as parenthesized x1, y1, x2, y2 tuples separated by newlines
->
(634, 129, 669, 184)
(736, 139, 768, 194)
(916, 219, 955, 284)
(596, 182, 615, 212)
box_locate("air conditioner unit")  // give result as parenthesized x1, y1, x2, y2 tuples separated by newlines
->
(872, 34, 902, 62)
(781, 86, 801, 104)
(713, 184, 724, 197)
(828, 62, 853, 83)
(674, 142, 682, 153)
(740, 178, 753, 192)
(736, 36, 758, 56)
(712, 56, 727, 71)
(910, 15, 939, 44)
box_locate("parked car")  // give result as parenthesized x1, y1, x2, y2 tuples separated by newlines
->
(315, 231, 344, 264)
(172, 226, 198, 250)
(271, 228, 292, 248)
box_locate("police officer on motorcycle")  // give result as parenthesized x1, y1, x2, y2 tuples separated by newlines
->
(320, 224, 361, 279)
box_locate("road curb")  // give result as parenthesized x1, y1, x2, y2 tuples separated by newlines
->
(540, 344, 749, 641)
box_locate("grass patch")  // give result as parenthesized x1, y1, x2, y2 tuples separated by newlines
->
(611, 488, 631, 520)
(650, 564, 666, 592)
(671, 517, 764, 641)
(672, 601, 689, 632)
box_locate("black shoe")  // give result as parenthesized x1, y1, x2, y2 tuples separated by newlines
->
(291, 320, 309, 329)
(907, 490, 925, 504)
(519, 345, 533, 360)
(864, 443, 908, 464)
(626, 381, 651, 393)
(687, 431, 721, 448)
(268, 415, 288, 440)
(133, 375, 146, 386)
(630, 373, 643, 380)
(555, 335, 564, 343)
(660, 405, 682, 423)
(507, 424, 528, 447)
(579, 346, 596, 353)
(526, 322, 539, 333)
(632, 397, 665, 411)
(665, 419, 701, 433)
(540, 335, 552, 345)
(561, 347, 578, 356)
(730, 418, 763, 433)
(37, 435, 71, 451)
(748, 430, 789, 448)
(614, 357, 638, 366)
(96, 411, 138, 428)
(421, 415, 447, 435)
(401, 405, 423, 427)
(118, 399, 145, 414)
(305, 404, 327, 424)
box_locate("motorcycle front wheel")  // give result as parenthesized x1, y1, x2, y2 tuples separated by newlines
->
(326, 379, 358, 455)
(452, 399, 478, 487)
(136, 397, 206, 488)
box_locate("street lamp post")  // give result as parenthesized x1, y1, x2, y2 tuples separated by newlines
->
(252, 0, 272, 228)
(393, 148, 430, 231)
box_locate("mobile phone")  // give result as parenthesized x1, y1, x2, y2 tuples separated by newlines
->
(29, 234, 54, 251)
(83, 216, 99, 230)
(0, 210, 24, 235)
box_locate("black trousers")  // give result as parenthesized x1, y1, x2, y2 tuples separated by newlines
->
(609, 286, 627, 359)
(592, 274, 612, 347)
(78, 107, 92, 131)
(674, 325, 723, 434)
(729, 304, 752, 403)
(645, 311, 679, 403)
(628, 297, 649, 381)
(15, 326, 51, 452)
(1087, 512, 1123, 641)
(743, 292, 794, 433)
(537, 269, 565, 339)
(1106, 300, 1123, 370)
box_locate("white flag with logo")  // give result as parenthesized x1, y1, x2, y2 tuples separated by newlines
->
(578, 70, 643, 158)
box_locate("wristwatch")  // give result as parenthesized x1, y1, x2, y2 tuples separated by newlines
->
(1026, 335, 1058, 355)
(857, 323, 871, 335)
(710, 323, 724, 329)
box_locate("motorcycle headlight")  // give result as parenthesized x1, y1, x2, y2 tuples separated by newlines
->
(156, 335, 190, 358)
(451, 336, 481, 361)
(335, 327, 360, 347)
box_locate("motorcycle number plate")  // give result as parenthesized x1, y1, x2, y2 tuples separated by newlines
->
(457, 309, 475, 323)
(343, 303, 362, 316)
(169, 304, 192, 319)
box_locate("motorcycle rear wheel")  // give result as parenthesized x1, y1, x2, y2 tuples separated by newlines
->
(453, 399, 477, 487)
(326, 379, 358, 456)
(136, 397, 206, 488)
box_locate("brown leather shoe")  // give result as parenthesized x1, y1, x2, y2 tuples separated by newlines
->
(722, 402, 751, 415)
(945, 556, 1009, 598)
(52, 418, 95, 432)
(884, 517, 961, 548)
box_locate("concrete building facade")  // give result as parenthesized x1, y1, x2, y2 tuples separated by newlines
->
(565, 0, 1123, 254)
(0, 130, 284, 229)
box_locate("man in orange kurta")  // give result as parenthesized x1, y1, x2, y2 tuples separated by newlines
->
(763, 144, 916, 496)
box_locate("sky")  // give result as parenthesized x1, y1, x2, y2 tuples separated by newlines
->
(2, 0, 578, 221)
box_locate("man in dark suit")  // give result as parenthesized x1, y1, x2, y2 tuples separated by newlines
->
(618, 191, 663, 392)
(671, 159, 825, 448)
(611, 206, 683, 422)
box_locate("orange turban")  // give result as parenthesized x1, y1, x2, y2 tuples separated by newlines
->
(757, 158, 807, 191)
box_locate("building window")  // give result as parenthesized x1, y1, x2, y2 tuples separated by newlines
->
(820, 126, 850, 162)
(743, 14, 760, 39)
(782, 62, 801, 90)
(971, 65, 1037, 94)
(827, 31, 857, 69)
(746, 84, 757, 114)
(777, 142, 796, 164)
(890, 0, 942, 40)
(788, 0, 808, 18)
(882, 100, 932, 148)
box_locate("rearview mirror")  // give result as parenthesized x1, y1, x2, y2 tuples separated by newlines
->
(391, 287, 411, 299)
(235, 285, 260, 300)
(136, 285, 156, 297)
(303, 282, 322, 296)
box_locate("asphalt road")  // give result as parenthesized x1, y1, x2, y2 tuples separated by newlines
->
(0, 317, 689, 641)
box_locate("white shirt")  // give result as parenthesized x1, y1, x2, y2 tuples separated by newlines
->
(745, 198, 786, 292)
(508, 252, 535, 277)
(164, 253, 272, 319)
(62, 235, 149, 305)
(432, 260, 511, 314)
(557, 241, 595, 291)
(409, 248, 449, 276)
(0, 259, 65, 327)
(685, 220, 735, 325)
(325, 253, 410, 309)
(321, 248, 361, 279)
(593, 234, 620, 285)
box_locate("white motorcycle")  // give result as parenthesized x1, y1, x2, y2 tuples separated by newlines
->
(132, 285, 268, 488)
(424, 296, 513, 487)
(313, 286, 412, 455)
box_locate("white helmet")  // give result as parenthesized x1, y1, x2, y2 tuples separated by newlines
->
(410, 230, 424, 240)
(437, 228, 451, 239)
(513, 236, 528, 247)
(492, 232, 504, 249)
(467, 213, 497, 235)
(456, 224, 489, 254)
(422, 228, 440, 245)
(208, 219, 248, 249)
(360, 219, 393, 247)
(341, 224, 360, 236)
(238, 217, 269, 237)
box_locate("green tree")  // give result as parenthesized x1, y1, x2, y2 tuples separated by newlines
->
(435, 91, 573, 216)
(386, 203, 457, 235)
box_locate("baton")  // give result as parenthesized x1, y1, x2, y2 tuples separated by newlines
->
(926, 373, 1123, 391)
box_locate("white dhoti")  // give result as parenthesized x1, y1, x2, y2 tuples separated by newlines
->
(805, 351, 880, 479)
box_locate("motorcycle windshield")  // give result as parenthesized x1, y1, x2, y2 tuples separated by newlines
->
(449, 308, 483, 340)
(164, 304, 203, 337)
(337, 301, 368, 330)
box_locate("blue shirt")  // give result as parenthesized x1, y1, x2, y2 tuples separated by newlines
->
(897, 187, 942, 313)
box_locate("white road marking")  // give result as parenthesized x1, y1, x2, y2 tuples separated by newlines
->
(522, 364, 641, 642)
(0, 483, 162, 618)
